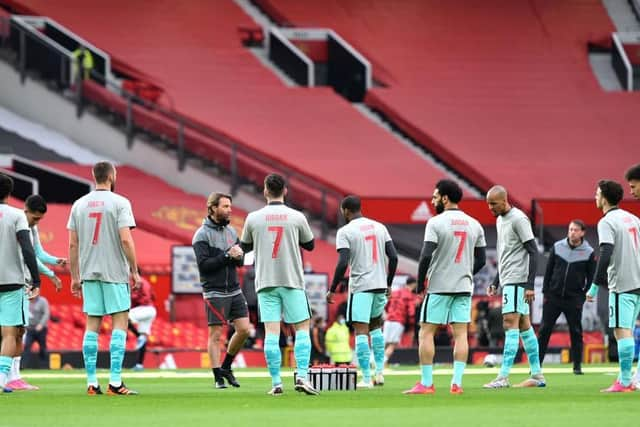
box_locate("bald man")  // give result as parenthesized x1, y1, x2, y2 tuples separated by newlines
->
(483, 186, 545, 389)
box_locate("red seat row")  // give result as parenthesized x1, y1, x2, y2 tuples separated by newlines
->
(254, 0, 640, 207)
(47, 304, 208, 351)
(10, 0, 463, 211)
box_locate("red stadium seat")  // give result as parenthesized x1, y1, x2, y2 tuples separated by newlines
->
(254, 0, 640, 207)
(11, 0, 463, 215)
(46, 304, 212, 350)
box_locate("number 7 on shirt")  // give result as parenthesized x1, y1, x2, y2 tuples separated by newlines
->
(453, 231, 467, 263)
(88, 212, 103, 245)
(365, 234, 378, 262)
(268, 226, 284, 258)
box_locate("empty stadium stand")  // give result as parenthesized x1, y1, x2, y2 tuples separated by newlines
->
(255, 0, 640, 208)
(1, 0, 474, 212)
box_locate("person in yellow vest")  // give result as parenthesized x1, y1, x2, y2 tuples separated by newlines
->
(325, 314, 352, 364)
(72, 46, 94, 81)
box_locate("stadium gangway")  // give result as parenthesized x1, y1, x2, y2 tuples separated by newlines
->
(611, 32, 640, 91)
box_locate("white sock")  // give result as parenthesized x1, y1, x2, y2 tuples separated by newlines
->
(8, 357, 21, 381)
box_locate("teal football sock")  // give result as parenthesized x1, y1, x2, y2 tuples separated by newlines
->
(264, 334, 282, 386)
(520, 327, 541, 376)
(370, 328, 385, 375)
(0, 355, 12, 387)
(499, 329, 520, 378)
(109, 329, 127, 386)
(618, 337, 635, 387)
(294, 330, 311, 379)
(452, 361, 466, 386)
(82, 331, 99, 386)
(355, 334, 371, 383)
(420, 364, 433, 387)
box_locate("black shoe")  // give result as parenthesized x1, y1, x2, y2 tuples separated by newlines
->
(218, 368, 240, 388)
(215, 377, 228, 389)
(573, 367, 584, 375)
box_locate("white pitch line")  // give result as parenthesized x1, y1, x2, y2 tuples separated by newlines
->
(21, 367, 620, 380)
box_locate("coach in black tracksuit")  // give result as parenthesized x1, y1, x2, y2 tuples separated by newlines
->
(537, 220, 596, 375)
(192, 192, 250, 389)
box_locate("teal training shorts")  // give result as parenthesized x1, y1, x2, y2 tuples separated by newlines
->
(501, 285, 529, 315)
(0, 288, 28, 326)
(609, 291, 640, 329)
(347, 291, 387, 324)
(419, 293, 471, 324)
(258, 287, 311, 324)
(82, 281, 131, 316)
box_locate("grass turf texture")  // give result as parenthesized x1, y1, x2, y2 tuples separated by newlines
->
(3, 365, 638, 427)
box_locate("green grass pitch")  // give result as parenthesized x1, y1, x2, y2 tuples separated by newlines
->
(3, 365, 638, 427)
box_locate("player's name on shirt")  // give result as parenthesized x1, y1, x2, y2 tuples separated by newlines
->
(359, 223, 375, 232)
(265, 214, 288, 222)
(424, 210, 486, 294)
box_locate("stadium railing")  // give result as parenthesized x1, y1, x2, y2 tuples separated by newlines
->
(0, 15, 343, 238)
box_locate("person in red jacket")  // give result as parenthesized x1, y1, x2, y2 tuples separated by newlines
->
(128, 277, 156, 370)
(383, 276, 418, 365)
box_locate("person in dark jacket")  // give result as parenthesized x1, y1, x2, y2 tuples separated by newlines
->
(537, 219, 596, 375)
(192, 192, 250, 389)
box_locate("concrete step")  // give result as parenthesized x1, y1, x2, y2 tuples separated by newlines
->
(602, 0, 640, 32)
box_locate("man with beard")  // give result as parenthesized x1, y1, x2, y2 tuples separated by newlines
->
(404, 179, 486, 395)
(192, 192, 249, 389)
(68, 161, 142, 395)
(483, 185, 544, 389)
